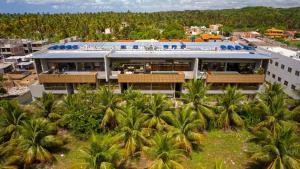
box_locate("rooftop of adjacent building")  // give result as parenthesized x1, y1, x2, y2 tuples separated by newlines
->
(260, 46, 300, 61)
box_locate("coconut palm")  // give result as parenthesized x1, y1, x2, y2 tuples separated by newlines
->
(117, 106, 149, 158)
(76, 133, 122, 169)
(217, 86, 245, 129)
(0, 139, 21, 169)
(0, 100, 27, 141)
(19, 118, 64, 166)
(249, 126, 300, 169)
(182, 79, 215, 129)
(259, 83, 284, 106)
(122, 88, 149, 112)
(33, 92, 61, 120)
(144, 133, 186, 169)
(97, 86, 121, 130)
(255, 95, 298, 132)
(144, 94, 173, 130)
(166, 104, 204, 154)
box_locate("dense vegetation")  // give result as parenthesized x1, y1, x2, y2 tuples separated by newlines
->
(1, 6, 300, 41)
(0, 81, 299, 169)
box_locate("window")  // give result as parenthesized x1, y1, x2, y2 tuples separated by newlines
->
(288, 67, 292, 73)
(270, 60, 273, 64)
(284, 81, 288, 86)
(275, 62, 279, 66)
(278, 77, 282, 82)
(281, 64, 285, 70)
(291, 85, 296, 90)
(272, 74, 276, 79)
(296, 71, 299, 76)
(267, 71, 270, 75)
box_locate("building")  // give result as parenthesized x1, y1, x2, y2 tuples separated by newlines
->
(265, 28, 284, 37)
(259, 46, 300, 99)
(59, 36, 81, 44)
(29, 41, 270, 98)
(0, 62, 14, 74)
(201, 34, 223, 42)
(22, 39, 33, 54)
(31, 40, 48, 52)
(0, 39, 25, 57)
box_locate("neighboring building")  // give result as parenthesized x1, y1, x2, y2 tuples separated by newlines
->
(209, 24, 223, 34)
(259, 46, 300, 99)
(0, 62, 14, 74)
(22, 39, 33, 54)
(265, 28, 284, 37)
(31, 40, 48, 52)
(0, 39, 25, 57)
(59, 36, 80, 44)
(201, 34, 223, 42)
(30, 41, 270, 97)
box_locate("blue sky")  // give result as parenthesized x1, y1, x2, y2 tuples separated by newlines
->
(1, 0, 300, 13)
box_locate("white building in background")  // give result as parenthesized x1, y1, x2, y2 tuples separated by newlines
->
(259, 46, 300, 99)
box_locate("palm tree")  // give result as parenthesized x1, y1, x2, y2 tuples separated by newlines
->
(144, 94, 173, 130)
(97, 86, 121, 130)
(182, 80, 214, 129)
(217, 86, 245, 129)
(249, 126, 300, 169)
(76, 133, 122, 169)
(0, 139, 21, 169)
(144, 133, 186, 169)
(255, 95, 298, 132)
(0, 100, 27, 141)
(259, 83, 284, 106)
(33, 92, 61, 120)
(117, 106, 149, 158)
(166, 104, 204, 154)
(122, 88, 149, 111)
(19, 118, 64, 166)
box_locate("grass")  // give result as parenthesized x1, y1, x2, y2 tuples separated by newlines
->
(182, 129, 254, 169)
(52, 129, 254, 169)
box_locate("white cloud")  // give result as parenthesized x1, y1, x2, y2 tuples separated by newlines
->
(4, 0, 300, 12)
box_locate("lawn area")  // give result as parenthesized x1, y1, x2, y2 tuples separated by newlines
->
(183, 130, 253, 169)
(52, 129, 254, 169)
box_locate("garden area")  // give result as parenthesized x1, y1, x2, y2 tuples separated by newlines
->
(1, 80, 299, 169)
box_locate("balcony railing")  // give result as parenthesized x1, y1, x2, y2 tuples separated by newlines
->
(118, 72, 185, 83)
(38, 71, 97, 83)
(206, 72, 265, 83)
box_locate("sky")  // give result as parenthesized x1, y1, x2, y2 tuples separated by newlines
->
(0, 0, 300, 13)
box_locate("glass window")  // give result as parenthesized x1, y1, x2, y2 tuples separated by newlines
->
(295, 71, 299, 76)
(275, 62, 279, 66)
(291, 85, 296, 90)
(288, 67, 292, 73)
(272, 74, 276, 79)
(267, 71, 270, 75)
(281, 64, 285, 70)
(284, 81, 288, 86)
(278, 77, 281, 82)
(269, 60, 273, 64)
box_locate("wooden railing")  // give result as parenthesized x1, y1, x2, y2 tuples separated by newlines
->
(118, 73, 185, 83)
(38, 72, 97, 83)
(206, 73, 265, 83)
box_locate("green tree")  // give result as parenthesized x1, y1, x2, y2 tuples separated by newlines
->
(249, 126, 300, 169)
(33, 92, 61, 121)
(182, 80, 215, 129)
(217, 86, 245, 129)
(144, 133, 186, 169)
(116, 106, 149, 158)
(0, 100, 27, 141)
(76, 134, 122, 169)
(19, 118, 64, 167)
(166, 105, 204, 154)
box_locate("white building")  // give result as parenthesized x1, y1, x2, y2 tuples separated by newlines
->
(259, 46, 300, 99)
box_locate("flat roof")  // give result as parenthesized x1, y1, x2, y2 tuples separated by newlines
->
(261, 46, 300, 60)
(31, 41, 271, 60)
(31, 50, 110, 59)
(0, 63, 13, 69)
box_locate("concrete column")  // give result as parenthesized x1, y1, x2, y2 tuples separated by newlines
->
(40, 59, 49, 72)
(193, 58, 199, 79)
(224, 62, 228, 71)
(104, 56, 110, 82)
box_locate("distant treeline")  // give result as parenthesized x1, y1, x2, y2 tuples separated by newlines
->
(0, 6, 299, 41)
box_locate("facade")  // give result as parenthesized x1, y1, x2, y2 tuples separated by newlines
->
(0, 39, 25, 57)
(30, 41, 270, 97)
(31, 40, 48, 52)
(265, 28, 284, 37)
(259, 46, 300, 99)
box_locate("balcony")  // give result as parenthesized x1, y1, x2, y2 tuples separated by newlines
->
(38, 71, 97, 83)
(118, 72, 185, 83)
(206, 72, 265, 84)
